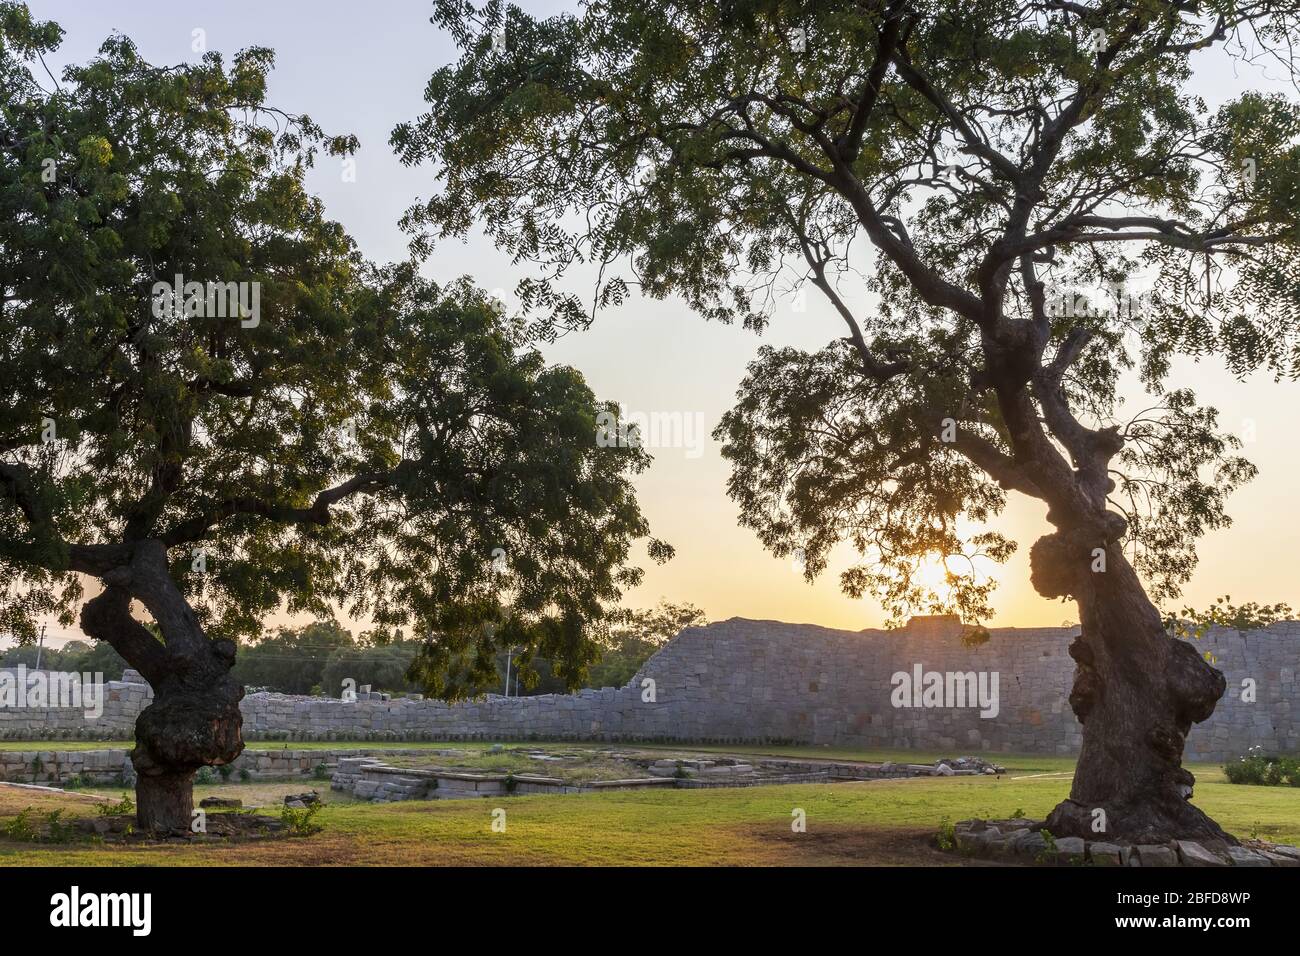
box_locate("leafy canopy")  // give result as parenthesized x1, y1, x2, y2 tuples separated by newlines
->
(0, 3, 667, 696)
(395, 0, 1300, 622)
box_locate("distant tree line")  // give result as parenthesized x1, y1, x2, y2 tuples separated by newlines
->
(0, 638, 129, 679)
(232, 620, 423, 697)
(496, 602, 706, 696)
(0, 602, 704, 698)
(233, 601, 705, 697)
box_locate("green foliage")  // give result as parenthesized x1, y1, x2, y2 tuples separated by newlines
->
(95, 794, 135, 816)
(43, 808, 72, 843)
(936, 816, 955, 851)
(229, 618, 429, 695)
(233, 620, 357, 695)
(481, 600, 704, 694)
(1164, 596, 1294, 642)
(400, 0, 1300, 623)
(325, 641, 419, 696)
(312, 762, 329, 781)
(1224, 747, 1300, 787)
(0, 806, 74, 843)
(279, 800, 323, 836)
(0, 3, 666, 701)
(0, 639, 127, 680)
(587, 601, 706, 689)
(1036, 829, 1058, 864)
(2, 806, 37, 841)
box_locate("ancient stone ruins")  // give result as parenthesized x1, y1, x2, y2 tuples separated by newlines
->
(1, 615, 1294, 762)
(950, 818, 1300, 868)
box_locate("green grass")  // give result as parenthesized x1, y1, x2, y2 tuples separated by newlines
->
(1, 752, 1294, 866)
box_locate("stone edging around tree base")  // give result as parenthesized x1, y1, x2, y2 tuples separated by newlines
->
(950, 819, 1300, 866)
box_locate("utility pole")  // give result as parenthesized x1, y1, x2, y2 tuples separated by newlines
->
(34, 623, 46, 671)
(504, 646, 512, 697)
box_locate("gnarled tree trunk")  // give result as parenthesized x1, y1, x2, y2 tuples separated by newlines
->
(79, 541, 244, 834)
(131, 655, 243, 833)
(1031, 530, 1231, 845)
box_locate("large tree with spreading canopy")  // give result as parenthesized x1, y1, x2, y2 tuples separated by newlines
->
(395, 0, 1300, 842)
(0, 3, 665, 832)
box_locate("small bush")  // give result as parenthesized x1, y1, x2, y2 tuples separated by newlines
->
(95, 795, 135, 817)
(0, 807, 76, 844)
(1036, 829, 1058, 864)
(936, 817, 955, 851)
(1224, 746, 1300, 786)
(280, 801, 323, 837)
(312, 762, 330, 781)
(44, 810, 73, 844)
(3, 808, 38, 842)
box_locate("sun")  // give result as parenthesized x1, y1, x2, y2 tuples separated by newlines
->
(913, 555, 958, 593)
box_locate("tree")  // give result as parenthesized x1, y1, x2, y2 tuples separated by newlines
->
(321, 641, 420, 697)
(232, 619, 356, 695)
(0, 636, 128, 678)
(588, 601, 706, 688)
(396, 0, 1300, 843)
(484, 599, 705, 693)
(0, 5, 665, 831)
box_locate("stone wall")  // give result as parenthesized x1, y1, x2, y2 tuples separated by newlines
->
(0, 617, 1295, 761)
(0, 669, 148, 739)
(0, 747, 431, 786)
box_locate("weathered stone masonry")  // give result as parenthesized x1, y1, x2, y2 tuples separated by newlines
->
(1, 616, 1295, 762)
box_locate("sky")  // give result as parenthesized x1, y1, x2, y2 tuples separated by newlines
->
(18, 0, 1300, 645)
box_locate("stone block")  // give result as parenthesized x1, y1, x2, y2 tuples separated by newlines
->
(1177, 841, 1228, 867)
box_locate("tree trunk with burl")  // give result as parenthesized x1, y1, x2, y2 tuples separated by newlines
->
(1029, 516, 1230, 845)
(78, 543, 244, 833)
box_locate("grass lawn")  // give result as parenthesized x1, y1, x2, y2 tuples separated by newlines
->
(0, 747, 1295, 866)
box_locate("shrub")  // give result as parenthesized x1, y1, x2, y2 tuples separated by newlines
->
(3, 808, 38, 842)
(280, 801, 323, 837)
(45, 810, 73, 844)
(95, 795, 135, 817)
(936, 817, 955, 851)
(1036, 829, 1058, 864)
(1224, 746, 1300, 786)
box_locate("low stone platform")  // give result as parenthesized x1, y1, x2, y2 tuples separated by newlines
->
(331, 751, 1006, 802)
(951, 818, 1300, 867)
(0, 747, 439, 786)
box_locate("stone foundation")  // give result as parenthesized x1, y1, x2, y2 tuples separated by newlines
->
(0, 747, 431, 787)
(1, 617, 1295, 761)
(329, 752, 1003, 802)
(950, 818, 1300, 867)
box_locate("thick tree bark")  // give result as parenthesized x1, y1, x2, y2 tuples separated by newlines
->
(131, 658, 244, 833)
(135, 768, 197, 832)
(1031, 531, 1231, 845)
(79, 541, 244, 834)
